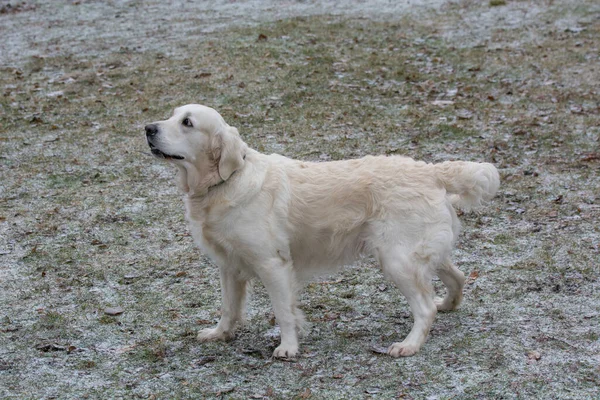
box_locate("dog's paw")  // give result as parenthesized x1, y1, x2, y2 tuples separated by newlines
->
(434, 296, 452, 312)
(434, 296, 461, 311)
(387, 341, 419, 357)
(197, 327, 233, 342)
(272, 344, 299, 359)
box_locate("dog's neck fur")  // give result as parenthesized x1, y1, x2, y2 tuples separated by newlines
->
(177, 153, 246, 199)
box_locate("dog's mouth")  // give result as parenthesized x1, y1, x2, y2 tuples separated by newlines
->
(147, 141, 184, 160)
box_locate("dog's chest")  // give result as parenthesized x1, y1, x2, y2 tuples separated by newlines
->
(185, 212, 212, 251)
(184, 199, 229, 261)
(187, 218, 208, 249)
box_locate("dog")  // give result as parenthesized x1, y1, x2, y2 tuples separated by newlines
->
(144, 104, 499, 358)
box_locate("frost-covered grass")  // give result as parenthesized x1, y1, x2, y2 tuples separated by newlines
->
(1, 1, 599, 398)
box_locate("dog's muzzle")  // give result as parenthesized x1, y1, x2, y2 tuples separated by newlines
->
(144, 124, 184, 160)
(145, 124, 158, 138)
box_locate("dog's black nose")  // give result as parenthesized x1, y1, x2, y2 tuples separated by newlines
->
(145, 124, 158, 137)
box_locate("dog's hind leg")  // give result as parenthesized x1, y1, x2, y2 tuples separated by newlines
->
(377, 245, 437, 357)
(434, 259, 465, 311)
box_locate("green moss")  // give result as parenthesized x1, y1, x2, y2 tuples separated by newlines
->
(39, 311, 65, 329)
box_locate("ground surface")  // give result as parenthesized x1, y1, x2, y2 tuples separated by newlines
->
(1, 0, 599, 399)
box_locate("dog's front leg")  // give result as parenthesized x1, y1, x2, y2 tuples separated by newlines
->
(198, 266, 247, 342)
(256, 259, 300, 359)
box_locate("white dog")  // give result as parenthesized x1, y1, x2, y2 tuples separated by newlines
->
(145, 104, 499, 358)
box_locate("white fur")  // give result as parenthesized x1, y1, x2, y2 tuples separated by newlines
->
(146, 104, 500, 358)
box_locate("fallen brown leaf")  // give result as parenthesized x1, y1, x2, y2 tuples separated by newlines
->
(298, 387, 312, 399)
(467, 270, 479, 284)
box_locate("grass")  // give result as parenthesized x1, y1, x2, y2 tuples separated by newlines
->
(1, 1, 599, 399)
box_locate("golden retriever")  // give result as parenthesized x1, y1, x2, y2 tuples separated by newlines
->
(145, 104, 499, 358)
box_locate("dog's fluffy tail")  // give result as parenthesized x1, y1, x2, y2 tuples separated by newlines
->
(434, 161, 500, 211)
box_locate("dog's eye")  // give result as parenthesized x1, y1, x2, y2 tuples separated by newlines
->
(182, 118, 193, 128)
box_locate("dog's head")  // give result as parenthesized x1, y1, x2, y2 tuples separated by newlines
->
(145, 104, 246, 195)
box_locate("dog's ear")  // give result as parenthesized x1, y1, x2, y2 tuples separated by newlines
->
(212, 126, 245, 181)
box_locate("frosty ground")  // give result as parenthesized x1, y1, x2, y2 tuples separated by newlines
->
(1, 0, 599, 398)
